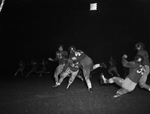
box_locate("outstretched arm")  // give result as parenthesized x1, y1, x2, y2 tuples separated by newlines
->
(48, 57, 54, 61)
(122, 54, 135, 68)
(48, 52, 59, 62)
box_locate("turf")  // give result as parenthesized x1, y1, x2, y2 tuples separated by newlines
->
(0, 74, 150, 114)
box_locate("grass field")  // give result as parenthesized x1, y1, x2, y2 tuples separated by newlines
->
(0, 73, 150, 114)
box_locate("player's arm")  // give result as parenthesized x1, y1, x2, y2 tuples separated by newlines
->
(48, 52, 59, 62)
(122, 54, 135, 68)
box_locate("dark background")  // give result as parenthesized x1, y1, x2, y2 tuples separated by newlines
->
(1, 1, 150, 114)
(0, 0, 150, 77)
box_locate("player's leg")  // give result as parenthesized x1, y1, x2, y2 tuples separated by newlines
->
(139, 65, 150, 91)
(83, 68, 92, 92)
(81, 56, 93, 92)
(113, 88, 128, 98)
(26, 69, 33, 78)
(113, 67, 120, 77)
(76, 69, 84, 81)
(66, 70, 79, 89)
(53, 68, 70, 87)
(114, 78, 137, 97)
(53, 64, 65, 85)
(39, 68, 44, 77)
(100, 74, 135, 97)
(100, 73, 124, 86)
(14, 69, 21, 77)
(77, 75, 84, 81)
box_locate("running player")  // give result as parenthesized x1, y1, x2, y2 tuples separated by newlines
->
(48, 45, 68, 87)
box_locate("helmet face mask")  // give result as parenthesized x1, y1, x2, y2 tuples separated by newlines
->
(135, 42, 144, 51)
(137, 46, 141, 51)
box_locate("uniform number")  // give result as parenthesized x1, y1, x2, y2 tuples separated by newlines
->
(137, 65, 146, 75)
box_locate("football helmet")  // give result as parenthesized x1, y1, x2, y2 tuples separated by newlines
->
(135, 42, 145, 51)
(68, 45, 76, 53)
(58, 44, 64, 51)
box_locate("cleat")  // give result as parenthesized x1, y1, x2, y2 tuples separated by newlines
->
(52, 84, 59, 88)
(113, 94, 121, 98)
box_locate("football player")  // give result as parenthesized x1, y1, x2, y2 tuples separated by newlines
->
(53, 58, 81, 89)
(68, 45, 101, 92)
(14, 60, 25, 77)
(100, 54, 146, 98)
(39, 59, 50, 77)
(135, 42, 150, 91)
(53, 55, 101, 89)
(48, 45, 68, 87)
(26, 60, 39, 78)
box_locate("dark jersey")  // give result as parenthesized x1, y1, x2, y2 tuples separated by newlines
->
(137, 50, 149, 66)
(63, 59, 81, 72)
(122, 58, 146, 83)
(54, 50, 68, 64)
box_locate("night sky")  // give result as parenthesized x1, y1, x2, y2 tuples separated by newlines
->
(1, 0, 150, 73)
